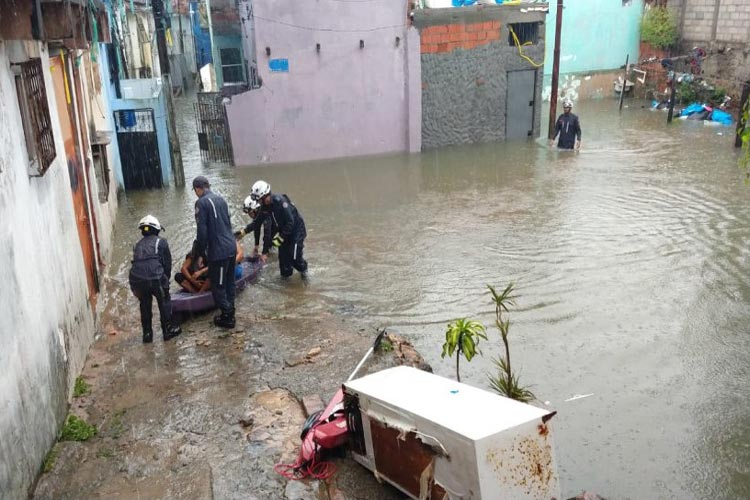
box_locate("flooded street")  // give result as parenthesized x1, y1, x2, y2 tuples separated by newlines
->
(105, 97, 750, 499)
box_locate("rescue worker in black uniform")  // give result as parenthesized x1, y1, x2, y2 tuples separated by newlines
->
(192, 176, 237, 328)
(550, 99, 582, 150)
(237, 180, 308, 279)
(237, 196, 275, 263)
(129, 215, 182, 343)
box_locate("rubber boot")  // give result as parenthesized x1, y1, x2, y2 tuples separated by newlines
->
(213, 312, 224, 326)
(143, 329, 153, 344)
(163, 324, 182, 341)
(213, 311, 235, 329)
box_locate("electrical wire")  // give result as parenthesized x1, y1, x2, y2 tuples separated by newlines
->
(274, 442, 337, 480)
(253, 15, 406, 33)
(508, 25, 544, 68)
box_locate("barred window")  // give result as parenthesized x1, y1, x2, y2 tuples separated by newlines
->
(508, 22, 539, 46)
(13, 58, 56, 176)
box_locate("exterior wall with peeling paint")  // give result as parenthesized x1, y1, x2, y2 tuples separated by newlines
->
(543, 0, 645, 76)
(0, 40, 98, 499)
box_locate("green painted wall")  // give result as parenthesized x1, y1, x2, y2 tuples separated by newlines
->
(543, 0, 644, 75)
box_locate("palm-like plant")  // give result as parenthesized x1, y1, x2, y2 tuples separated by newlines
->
(441, 318, 487, 383)
(487, 283, 534, 403)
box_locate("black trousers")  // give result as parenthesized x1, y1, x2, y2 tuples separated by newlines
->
(278, 239, 307, 277)
(130, 278, 172, 333)
(208, 255, 236, 315)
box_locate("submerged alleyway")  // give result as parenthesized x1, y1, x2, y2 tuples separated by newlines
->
(30, 97, 750, 499)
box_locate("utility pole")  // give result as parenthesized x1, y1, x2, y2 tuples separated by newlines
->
(206, 0, 220, 88)
(178, 0, 185, 54)
(548, 0, 563, 139)
(618, 54, 629, 113)
(152, 0, 185, 186)
(667, 75, 677, 124)
(152, 0, 170, 75)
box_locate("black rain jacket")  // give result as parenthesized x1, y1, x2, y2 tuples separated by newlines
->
(195, 189, 236, 262)
(252, 194, 306, 244)
(129, 234, 172, 287)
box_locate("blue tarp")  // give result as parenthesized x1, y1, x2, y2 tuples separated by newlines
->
(711, 108, 733, 125)
(680, 103, 707, 117)
(677, 102, 733, 125)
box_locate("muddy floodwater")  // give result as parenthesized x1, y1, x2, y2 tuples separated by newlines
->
(105, 98, 750, 499)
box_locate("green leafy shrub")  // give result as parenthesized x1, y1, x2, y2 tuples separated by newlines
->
(60, 415, 97, 441)
(641, 7, 679, 49)
(710, 87, 727, 105)
(678, 82, 697, 104)
(378, 338, 394, 353)
(73, 376, 90, 397)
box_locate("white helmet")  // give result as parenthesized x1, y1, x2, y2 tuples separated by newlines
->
(563, 99, 573, 108)
(251, 180, 271, 200)
(138, 214, 162, 232)
(243, 195, 260, 214)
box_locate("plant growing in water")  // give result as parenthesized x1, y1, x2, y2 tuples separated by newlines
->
(441, 318, 487, 383)
(486, 283, 534, 403)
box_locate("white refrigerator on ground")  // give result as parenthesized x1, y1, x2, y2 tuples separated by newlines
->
(343, 366, 561, 500)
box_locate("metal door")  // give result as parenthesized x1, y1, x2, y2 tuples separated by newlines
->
(506, 70, 537, 140)
(115, 109, 163, 189)
(49, 55, 99, 303)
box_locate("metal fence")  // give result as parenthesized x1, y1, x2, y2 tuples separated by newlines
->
(194, 93, 234, 164)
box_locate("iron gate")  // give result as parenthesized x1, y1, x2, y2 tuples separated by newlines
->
(114, 109, 162, 189)
(194, 93, 234, 164)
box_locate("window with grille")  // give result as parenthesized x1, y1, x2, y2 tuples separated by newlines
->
(220, 48, 245, 84)
(508, 22, 539, 46)
(13, 58, 56, 177)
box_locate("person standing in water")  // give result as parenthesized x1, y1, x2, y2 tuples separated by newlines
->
(550, 99, 581, 151)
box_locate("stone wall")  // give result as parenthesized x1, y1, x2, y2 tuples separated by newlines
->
(415, 6, 545, 149)
(679, 0, 750, 44)
(673, 0, 750, 96)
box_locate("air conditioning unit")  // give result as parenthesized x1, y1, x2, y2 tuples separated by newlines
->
(343, 367, 560, 499)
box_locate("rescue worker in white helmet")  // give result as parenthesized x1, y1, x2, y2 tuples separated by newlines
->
(235, 180, 308, 279)
(236, 196, 275, 263)
(128, 215, 181, 343)
(550, 99, 582, 150)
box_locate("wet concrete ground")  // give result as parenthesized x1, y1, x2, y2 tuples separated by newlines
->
(33, 298, 411, 499)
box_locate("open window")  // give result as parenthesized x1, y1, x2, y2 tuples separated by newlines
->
(13, 58, 56, 176)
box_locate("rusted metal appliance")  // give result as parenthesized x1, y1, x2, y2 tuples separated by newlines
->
(344, 367, 560, 499)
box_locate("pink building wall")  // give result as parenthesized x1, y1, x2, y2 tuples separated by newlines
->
(226, 0, 421, 166)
